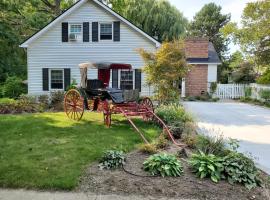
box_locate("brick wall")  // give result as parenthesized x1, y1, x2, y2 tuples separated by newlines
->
(185, 64, 208, 96)
(185, 38, 209, 58)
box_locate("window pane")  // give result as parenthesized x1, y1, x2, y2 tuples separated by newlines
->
(100, 23, 112, 40)
(70, 24, 82, 34)
(51, 70, 63, 89)
(120, 71, 133, 90)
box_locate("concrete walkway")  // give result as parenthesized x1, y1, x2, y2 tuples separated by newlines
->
(0, 189, 183, 200)
(183, 101, 270, 174)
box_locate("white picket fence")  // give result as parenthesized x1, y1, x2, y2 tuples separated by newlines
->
(214, 83, 270, 99)
(215, 84, 247, 99)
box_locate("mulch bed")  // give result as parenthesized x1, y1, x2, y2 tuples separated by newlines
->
(77, 146, 270, 200)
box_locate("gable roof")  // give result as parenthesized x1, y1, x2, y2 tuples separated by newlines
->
(19, 0, 161, 48)
(186, 42, 221, 65)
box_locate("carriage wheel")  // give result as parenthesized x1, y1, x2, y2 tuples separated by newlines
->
(64, 89, 84, 121)
(103, 100, 111, 127)
(140, 97, 154, 121)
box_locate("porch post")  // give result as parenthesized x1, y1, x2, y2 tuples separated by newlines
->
(181, 78, 186, 98)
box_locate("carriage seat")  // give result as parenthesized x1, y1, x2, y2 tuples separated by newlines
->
(107, 88, 139, 104)
(87, 79, 104, 90)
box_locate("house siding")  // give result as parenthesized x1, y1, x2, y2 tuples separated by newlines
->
(27, 1, 156, 96)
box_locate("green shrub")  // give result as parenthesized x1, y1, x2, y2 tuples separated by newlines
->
(182, 134, 197, 148)
(210, 82, 217, 94)
(256, 69, 270, 84)
(195, 134, 227, 156)
(244, 87, 252, 98)
(156, 103, 193, 125)
(154, 133, 169, 149)
(259, 89, 270, 101)
(189, 151, 224, 183)
(38, 95, 49, 110)
(0, 98, 16, 104)
(99, 150, 125, 170)
(2, 76, 27, 98)
(143, 153, 183, 177)
(223, 152, 261, 189)
(138, 143, 158, 154)
(50, 91, 65, 111)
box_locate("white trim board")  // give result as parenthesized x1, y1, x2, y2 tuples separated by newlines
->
(19, 0, 161, 48)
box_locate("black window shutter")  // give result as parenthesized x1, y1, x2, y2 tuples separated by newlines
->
(64, 68, 71, 91)
(113, 21, 120, 41)
(92, 22, 99, 42)
(83, 22, 89, 42)
(62, 22, 69, 42)
(112, 69, 118, 88)
(135, 69, 141, 92)
(42, 68, 49, 91)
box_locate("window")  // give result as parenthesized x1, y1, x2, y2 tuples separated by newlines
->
(69, 24, 82, 41)
(120, 70, 133, 90)
(50, 70, 64, 89)
(100, 23, 112, 40)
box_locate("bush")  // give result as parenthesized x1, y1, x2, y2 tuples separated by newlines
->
(154, 133, 169, 149)
(0, 98, 16, 104)
(99, 150, 125, 170)
(223, 152, 261, 189)
(189, 151, 224, 183)
(143, 153, 183, 177)
(256, 69, 270, 84)
(50, 91, 65, 111)
(138, 143, 158, 154)
(38, 95, 49, 109)
(259, 89, 270, 101)
(244, 87, 252, 98)
(195, 134, 227, 156)
(182, 134, 197, 148)
(2, 76, 27, 98)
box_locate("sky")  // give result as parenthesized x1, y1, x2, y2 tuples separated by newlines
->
(168, 0, 256, 54)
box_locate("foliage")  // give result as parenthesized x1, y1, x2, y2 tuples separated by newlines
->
(257, 69, 270, 84)
(188, 3, 230, 58)
(50, 91, 65, 111)
(99, 150, 126, 170)
(104, 0, 188, 41)
(223, 152, 261, 190)
(195, 134, 227, 156)
(139, 40, 190, 102)
(0, 112, 160, 189)
(154, 133, 169, 149)
(138, 143, 158, 154)
(182, 134, 197, 149)
(155, 103, 193, 125)
(259, 89, 270, 101)
(222, 1, 270, 67)
(189, 151, 224, 183)
(210, 82, 217, 95)
(230, 62, 256, 83)
(244, 87, 252, 98)
(66, 78, 78, 90)
(143, 153, 183, 177)
(38, 94, 50, 109)
(0, 98, 16, 104)
(1, 76, 27, 98)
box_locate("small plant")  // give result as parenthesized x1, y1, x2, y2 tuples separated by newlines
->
(154, 133, 169, 149)
(223, 152, 261, 189)
(38, 94, 49, 109)
(195, 134, 227, 156)
(138, 143, 158, 154)
(244, 87, 252, 98)
(182, 134, 197, 148)
(50, 91, 65, 111)
(210, 82, 217, 95)
(189, 151, 224, 183)
(143, 153, 183, 177)
(1, 76, 27, 98)
(99, 150, 125, 170)
(66, 78, 78, 90)
(259, 89, 270, 102)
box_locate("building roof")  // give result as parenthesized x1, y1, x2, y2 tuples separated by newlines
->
(20, 0, 161, 48)
(186, 42, 221, 64)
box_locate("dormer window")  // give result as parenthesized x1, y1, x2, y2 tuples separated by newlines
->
(100, 23, 112, 40)
(69, 24, 82, 41)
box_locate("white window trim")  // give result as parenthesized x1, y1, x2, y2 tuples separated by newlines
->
(99, 22, 113, 41)
(68, 23, 83, 42)
(49, 69, 64, 91)
(118, 69, 135, 90)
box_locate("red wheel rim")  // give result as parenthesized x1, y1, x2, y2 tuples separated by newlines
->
(64, 89, 84, 121)
(140, 97, 154, 121)
(103, 100, 111, 127)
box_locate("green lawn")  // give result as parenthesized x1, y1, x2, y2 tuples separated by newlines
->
(0, 112, 160, 190)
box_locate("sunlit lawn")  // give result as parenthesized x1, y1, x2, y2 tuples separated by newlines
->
(0, 112, 160, 190)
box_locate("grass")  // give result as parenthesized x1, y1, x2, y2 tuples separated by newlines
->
(0, 112, 160, 190)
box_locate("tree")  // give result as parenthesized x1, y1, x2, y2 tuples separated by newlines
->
(188, 3, 231, 59)
(138, 40, 190, 102)
(222, 1, 270, 68)
(102, 0, 188, 41)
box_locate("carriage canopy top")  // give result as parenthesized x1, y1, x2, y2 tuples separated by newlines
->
(79, 62, 132, 70)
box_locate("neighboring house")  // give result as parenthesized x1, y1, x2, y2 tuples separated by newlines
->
(20, 0, 220, 97)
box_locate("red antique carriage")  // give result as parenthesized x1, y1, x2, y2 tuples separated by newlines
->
(64, 62, 182, 145)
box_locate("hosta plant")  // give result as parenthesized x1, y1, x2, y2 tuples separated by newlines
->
(99, 150, 125, 170)
(189, 151, 224, 183)
(143, 153, 183, 177)
(223, 152, 261, 190)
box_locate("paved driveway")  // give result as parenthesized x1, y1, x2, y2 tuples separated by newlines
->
(183, 101, 270, 174)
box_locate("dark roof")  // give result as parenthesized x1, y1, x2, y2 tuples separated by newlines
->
(186, 42, 221, 64)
